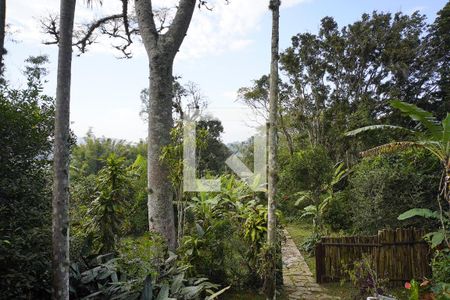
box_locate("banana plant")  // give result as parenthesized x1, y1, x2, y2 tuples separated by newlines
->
(346, 100, 450, 248)
(398, 208, 449, 248)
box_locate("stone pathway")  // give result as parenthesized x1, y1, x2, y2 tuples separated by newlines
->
(282, 230, 340, 300)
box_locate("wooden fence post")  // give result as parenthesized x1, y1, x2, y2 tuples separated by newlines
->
(315, 240, 324, 283)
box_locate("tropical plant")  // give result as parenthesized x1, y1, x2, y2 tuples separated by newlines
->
(123, 154, 149, 235)
(279, 146, 334, 221)
(345, 255, 390, 299)
(404, 280, 420, 300)
(69, 241, 229, 300)
(86, 153, 132, 254)
(179, 175, 280, 290)
(301, 232, 322, 255)
(398, 208, 449, 248)
(349, 150, 441, 234)
(346, 100, 450, 247)
(295, 162, 348, 231)
(0, 56, 54, 299)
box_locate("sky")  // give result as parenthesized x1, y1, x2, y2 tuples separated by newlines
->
(4, 0, 448, 144)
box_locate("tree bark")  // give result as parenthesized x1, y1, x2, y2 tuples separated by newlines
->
(52, 0, 76, 299)
(147, 56, 177, 250)
(0, 0, 6, 75)
(266, 0, 280, 299)
(135, 0, 196, 250)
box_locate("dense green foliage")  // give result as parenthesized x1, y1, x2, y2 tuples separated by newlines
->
(87, 154, 131, 254)
(349, 150, 441, 234)
(179, 176, 280, 290)
(238, 6, 450, 237)
(0, 56, 54, 299)
(69, 233, 228, 299)
(1, 2, 449, 298)
(239, 5, 450, 295)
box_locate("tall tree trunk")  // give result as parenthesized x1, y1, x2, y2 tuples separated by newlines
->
(0, 0, 6, 76)
(52, 0, 76, 299)
(135, 0, 196, 250)
(266, 0, 280, 299)
(147, 57, 176, 249)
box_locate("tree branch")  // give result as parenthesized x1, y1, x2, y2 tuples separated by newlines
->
(42, 0, 138, 58)
(75, 14, 123, 53)
(163, 0, 196, 56)
(135, 0, 159, 52)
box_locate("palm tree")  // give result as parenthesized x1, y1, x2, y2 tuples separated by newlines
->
(266, 0, 280, 299)
(52, 0, 76, 299)
(346, 100, 449, 248)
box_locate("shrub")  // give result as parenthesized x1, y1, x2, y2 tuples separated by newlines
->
(70, 234, 227, 299)
(323, 190, 353, 231)
(349, 150, 441, 234)
(344, 255, 390, 299)
(179, 176, 279, 290)
(301, 232, 322, 256)
(431, 249, 450, 298)
(278, 146, 334, 218)
(0, 56, 54, 299)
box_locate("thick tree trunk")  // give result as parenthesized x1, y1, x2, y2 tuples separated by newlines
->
(0, 0, 6, 75)
(135, 0, 196, 250)
(147, 57, 176, 250)
(52, 0, 76, 299)
(266, 0, 280, 299)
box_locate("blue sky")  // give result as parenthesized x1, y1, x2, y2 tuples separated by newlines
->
(5, 0, 448, 143)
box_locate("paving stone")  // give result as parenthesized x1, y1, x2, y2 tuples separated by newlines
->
(282, 230, 341, 300)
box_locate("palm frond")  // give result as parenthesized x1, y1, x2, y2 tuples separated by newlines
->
(419, 141, 447, 161)
(360, 140, 446, 161)
(331, 162, 347, 186)
(360, 141, 425, 157)
(345, 125, 415, 137)
(294, 191, 313, 206)
(390, 100, 442, 140)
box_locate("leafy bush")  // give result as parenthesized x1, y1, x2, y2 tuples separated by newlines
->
(180, 175, 279, 290)
(0, 56, 54, 299)
(344, 255, 390, 299)
(322, 190, 353, 231)
(349, 150, 441, 234)
(301, 232, 322, 256)
(86, 153, 132, 254)
(70, 234, 228, 299)
(431, 249, 450, 299)
(278, 146, 334, 220)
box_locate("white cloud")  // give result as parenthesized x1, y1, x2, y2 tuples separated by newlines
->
(178, 0, 267, 59)
(8, 0, 308, 59)
(178, 0, 309, 59)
